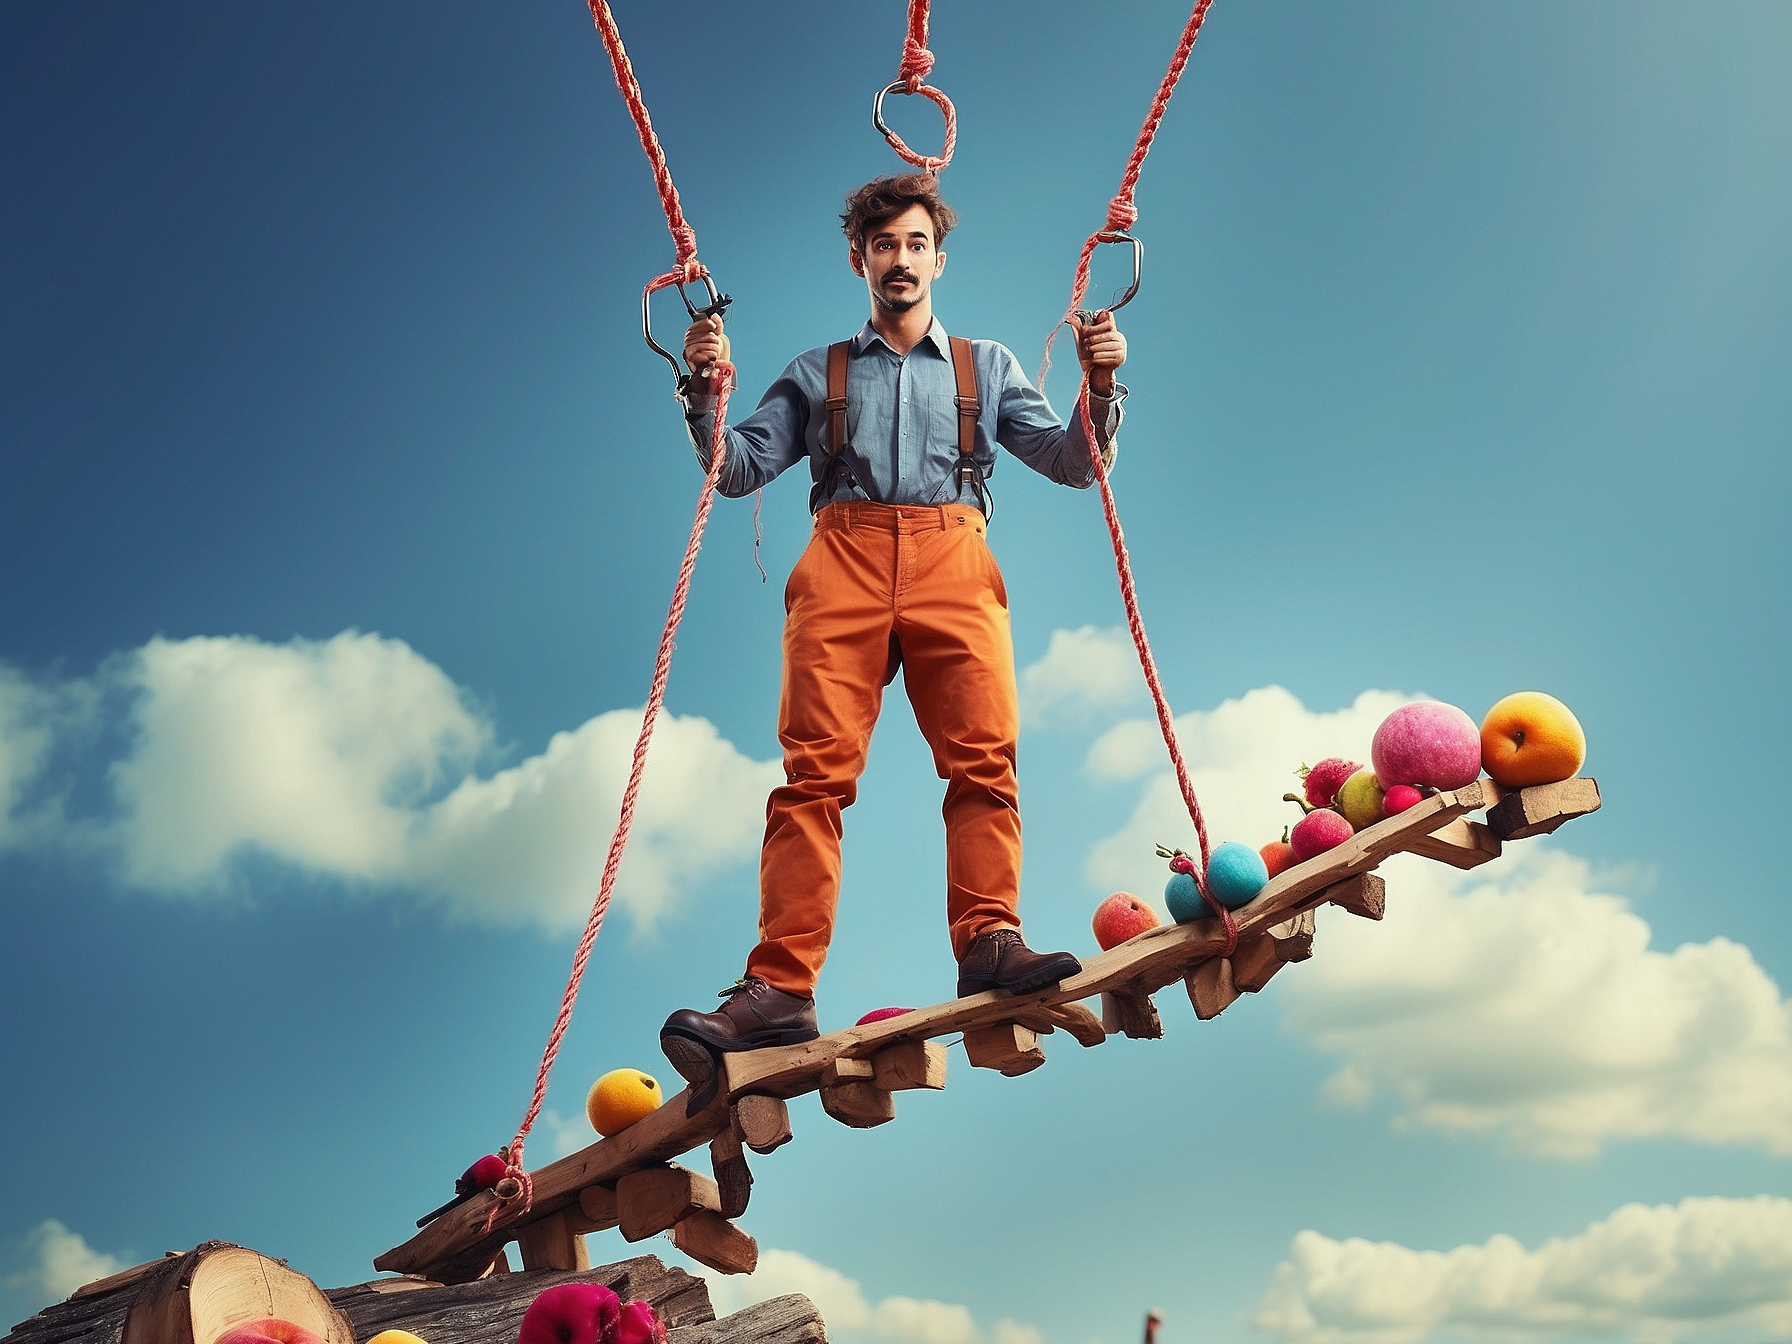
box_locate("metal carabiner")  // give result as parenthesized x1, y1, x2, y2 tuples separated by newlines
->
(872, 79, 952, 166)
(1073, 230, 1144, 325)
(643, 272, 733, 397)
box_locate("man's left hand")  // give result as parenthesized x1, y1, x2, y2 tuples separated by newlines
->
(1071, 311, 1127, 398)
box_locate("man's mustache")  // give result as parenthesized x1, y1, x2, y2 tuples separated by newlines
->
(882, 270, 918, 285)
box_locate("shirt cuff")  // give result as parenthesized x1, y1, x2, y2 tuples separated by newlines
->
(1087, 379, 1129, 406)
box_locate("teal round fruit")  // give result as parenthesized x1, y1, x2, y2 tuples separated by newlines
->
(1165, 869, 1202, 923)
(1205, 842, 1269, 909)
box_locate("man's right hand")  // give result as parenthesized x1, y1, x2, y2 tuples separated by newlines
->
(684, 314, 731, 386)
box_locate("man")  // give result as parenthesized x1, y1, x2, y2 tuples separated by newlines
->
(659, 174, 1128, 1087)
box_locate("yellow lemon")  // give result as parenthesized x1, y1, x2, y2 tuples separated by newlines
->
(368, 1333, 431, 1344)
(587, 1068, 664, 1136)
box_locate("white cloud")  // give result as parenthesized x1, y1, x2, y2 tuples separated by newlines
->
(5, 1221, 128, 1306)
(1020, 625, 1141, 723)
(700, 1247, 1038, 1344)
(0, 632, 779, 932)
(1087, 684, 1792, 1156)
(1284, 849, 1792, 1157)
(1254, 1195, 1792, 1344)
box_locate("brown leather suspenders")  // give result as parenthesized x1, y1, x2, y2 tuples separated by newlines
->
(815, 336, 989, 517)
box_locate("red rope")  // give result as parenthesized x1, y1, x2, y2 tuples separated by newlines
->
(882, 0, 957, 173)
(1047, 0, 1218, 888)
(1039, 0, 1214, 391)
(483, 0, 733, 1224)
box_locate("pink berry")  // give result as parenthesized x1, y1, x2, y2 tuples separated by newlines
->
(1290, 809, 1355, 861)
(1300, 757, 1362, 808)
(1383, 784, 1424, 815)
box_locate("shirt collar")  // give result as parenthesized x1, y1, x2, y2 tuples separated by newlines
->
(850, 317, 952, 361)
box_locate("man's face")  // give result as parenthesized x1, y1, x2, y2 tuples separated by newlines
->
(850, 203, 947, 315)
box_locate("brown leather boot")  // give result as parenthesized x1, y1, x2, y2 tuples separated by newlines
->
(956, 929, 1082, 998)
(660, 977, 820, 1088)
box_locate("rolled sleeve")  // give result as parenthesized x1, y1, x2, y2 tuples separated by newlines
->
(682, 361, 815, 498)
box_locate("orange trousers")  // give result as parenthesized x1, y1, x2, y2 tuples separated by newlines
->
(746, 501, 1023, 995)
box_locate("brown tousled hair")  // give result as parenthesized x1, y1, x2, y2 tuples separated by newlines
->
(841, 175, 959, 254)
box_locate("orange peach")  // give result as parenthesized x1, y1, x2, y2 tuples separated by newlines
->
(1480, 691, 1585, 786)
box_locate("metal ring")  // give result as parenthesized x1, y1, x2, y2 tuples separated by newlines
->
(871, 79, 908, 141)
(643, 274, 733, 396)
(1090, 231, 1145, 315)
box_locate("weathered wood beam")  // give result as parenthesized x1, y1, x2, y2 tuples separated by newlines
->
(1185, 957, 1239, 1020)
(1099, 985, 1163, 1039)
(1016, 1000, 1107, 1046)
(1485, 776, 1600, 839)
(617, 1165, 723, 1243)
(872, 1039, 948, 1091)
(1230, 910, 1315, 993)
(670, 1212, 759, 1277)
(1409, 817, 1502, 869)
(963, 1023, 1045, 1076)
(819, 1080, 897, 1127)
(573, 1185, 619, 1234)
(515, 1212, 589, 1273)
(1324, 873, 1386, 921)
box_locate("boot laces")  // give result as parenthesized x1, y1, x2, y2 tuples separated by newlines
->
(717, 976, 767, 1001)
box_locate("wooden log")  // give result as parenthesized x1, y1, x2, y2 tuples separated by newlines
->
(871, 1039, 947, 1091)
(1099, 985, 1163, 1039)
(375, 1084, 732, 1282)
(1410, 817, 1502, 870)
(327, 1255, 718, 1344)
(1185, 957, 1240, 1020)
(730, 1095, 792, 1155)
(963, 1023, 1045, 1076)
(1324, 872, 1386, 921)
(617, 1165, 723, 1243)
(1486, 777, 1601, 839)
(822, 1056, 875, 1085)
(819, 1080, 897, 1127)
(573, 1184, 620, 1233)
(516, 1211, 590, 1273)
(670, 1293, 828, 1344)
(709, 1130, 753, 1220)
(115, 1243, 356, 1344)
(669, 1212, 759, 1277)
(1231, 910, 1316, 993)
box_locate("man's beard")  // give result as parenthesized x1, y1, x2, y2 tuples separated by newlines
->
(873, 272, 922, 314)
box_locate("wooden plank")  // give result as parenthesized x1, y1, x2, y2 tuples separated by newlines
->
(1231, 910, 1315, 993)
(515, 1212, 589, 1273)
(1185, 957, 1239, 1020)
(1099, 986, 1163, 1039)
(617, 1165, 723, 1244)
(709, 1130, 753, 1220)
(819, 1080, 897, 1127)
(730, 1095, 792, 1155)
(1409, 817, 1502, 869)
(374, 1083, 731, 1280)
(670, 1211, 759, 1277)
(963, 1023, 1045, 1076)
(1019, 1000, 1107, 1047)
(872, 1039, 948, 1090)
(1486, 776, 1601, 839)
(822, 1056, 875, 1086)
(1325, 873, 1386, 921)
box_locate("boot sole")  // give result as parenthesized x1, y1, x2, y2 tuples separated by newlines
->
(659, 1022, 821, 1087)
(957, 952, 1083, 1000)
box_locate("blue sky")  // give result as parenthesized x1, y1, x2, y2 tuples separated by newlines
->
(3, 3, 1790, 1343)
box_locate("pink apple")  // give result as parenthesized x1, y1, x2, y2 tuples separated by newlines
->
(615, 1300, 668, 1344)
(856, 1006, 914, 1025)
(1290, 809, 1354, 861)
(1382, 784, 1423, 815)
(1092, 892, 1160, 950)
(520, 1282, 622, 1344)
(214, 1323, 326, 1344)
(464, 1154, 508, 1191)
(1300, 757, 1361, 808)
(1371, 701, 1481, 790)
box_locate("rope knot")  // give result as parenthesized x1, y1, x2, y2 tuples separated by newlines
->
(899, 39, 935, 90)
(1105, 198, 1140, 233)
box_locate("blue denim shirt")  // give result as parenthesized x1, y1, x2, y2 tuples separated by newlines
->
(683, 319, 1125, 509)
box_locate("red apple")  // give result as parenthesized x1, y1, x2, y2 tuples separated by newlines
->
(1092, 892, 1160, 949)
(1290, 809, 1354, 861)
(616, 1300, 668, 1344)
(1382, 784, 1423, 815)
(520, 1282, 622, 1344)
(1299, 757, 1361, 808)
(464, 1154, 508, 1191)
(1259, 828, 1296, 878)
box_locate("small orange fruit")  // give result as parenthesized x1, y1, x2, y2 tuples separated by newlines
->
(1479, 691, 1586, 786)
(586, 1068, 663, 1136)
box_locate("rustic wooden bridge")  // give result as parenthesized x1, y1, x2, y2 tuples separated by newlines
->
(374, 776, 1601, 1285)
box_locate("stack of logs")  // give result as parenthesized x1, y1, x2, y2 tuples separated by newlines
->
(371, 777, 1601, 1286)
